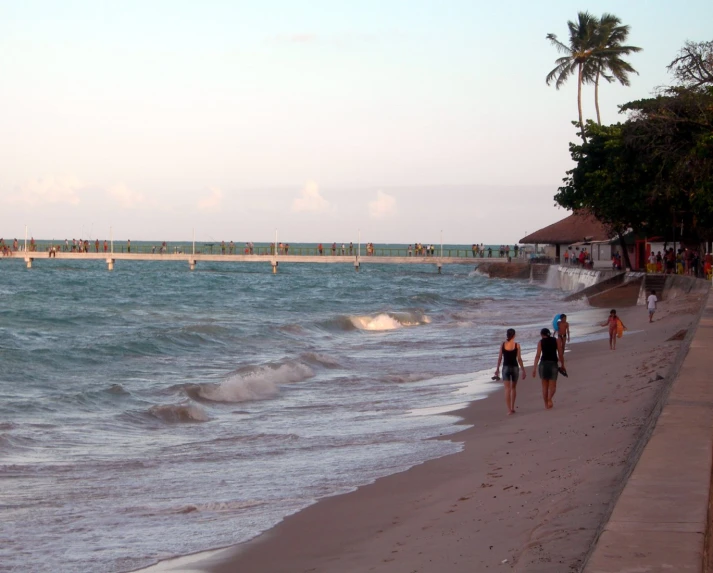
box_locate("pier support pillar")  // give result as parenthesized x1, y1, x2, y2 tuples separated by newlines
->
(25, 258, 33, 269)
(106, 259, 115, 271)
(272, 261, 278, 274)
(189, 260, 196, 271)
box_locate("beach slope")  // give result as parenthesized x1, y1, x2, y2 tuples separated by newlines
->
(201, 292, 706, 573)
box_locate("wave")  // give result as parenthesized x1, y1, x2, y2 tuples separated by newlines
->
(278, 324, 306, 334)
(300, 352, 341, 368)
(351, 311, 430, 331)
(148, 403, 209, 423)
(172, 500, 266, 515)
(322, 310, 430, 332)
(381, 373, 433, 383)
(106, 384, 130, 395)
(186, 361, 315, 403)
(408, 293, 441, 303)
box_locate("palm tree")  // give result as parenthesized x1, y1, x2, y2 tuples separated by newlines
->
(591, 14, 642, 125)
(546, 12, 599, 141)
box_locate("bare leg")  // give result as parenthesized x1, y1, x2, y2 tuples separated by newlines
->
(547, 381, 557, 408)
(541, 380, 549, 409)
(510, 383, 517, 414)
(504, 382, 512, 414)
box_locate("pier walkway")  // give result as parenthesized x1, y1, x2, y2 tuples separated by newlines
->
(0, 251, 519, 272)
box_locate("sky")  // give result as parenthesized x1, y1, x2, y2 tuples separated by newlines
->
(1, 0, 711, 244)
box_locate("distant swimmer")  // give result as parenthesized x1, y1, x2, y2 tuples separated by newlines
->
(601, 309, 626, 350)
(556, 313, 571, 351)
(532, 328, 564, 410)
(494, 328, 526, 415)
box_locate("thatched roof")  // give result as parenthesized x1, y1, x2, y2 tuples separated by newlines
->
(520, 212, 611, 245)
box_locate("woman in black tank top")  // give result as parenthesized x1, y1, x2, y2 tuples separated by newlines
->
(494, 328, 526, 415)
(532, 328, 565, 410)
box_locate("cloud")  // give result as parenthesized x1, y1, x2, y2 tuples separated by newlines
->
(368, 190, 396, 219)
(276, 33, 317, 44)
(107, 183, 146, 209)
(197, 187, 223, 211)
(292, 181, 332, 213)
(10, 176, 84, 206)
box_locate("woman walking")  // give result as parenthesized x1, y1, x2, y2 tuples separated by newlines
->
(532, 328, 564, 410)
(494, 328, 526, 415)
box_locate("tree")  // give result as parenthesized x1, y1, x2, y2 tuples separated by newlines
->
(591, 14, 641, 125)
(555, 122, 649, 269)
(667, 40, 713, 89)
(546, 12, 599, 141)
(555, 55, 713, 259)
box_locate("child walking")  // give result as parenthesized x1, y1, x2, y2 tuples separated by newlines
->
(601, 309, 626, 350)
(647, 290, 658, 323)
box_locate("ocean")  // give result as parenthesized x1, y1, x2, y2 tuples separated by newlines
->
(0, 258, 575, 573)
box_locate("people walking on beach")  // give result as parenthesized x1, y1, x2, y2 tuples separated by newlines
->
(127, 239, 131, 253)
(494, 328, 526, 415)
(647, 290, 658, 323)
(532, 328, 564, 410)
(601, 309, 626, 350)
(318, 243, 323, 255)
(556, 314, 571, 352)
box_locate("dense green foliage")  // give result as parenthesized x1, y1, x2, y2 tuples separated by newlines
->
(555, 40, 713, 243)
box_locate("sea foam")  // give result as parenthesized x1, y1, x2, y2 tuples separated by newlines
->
(349, 311, 431, 332)
(188, 361, 316, 403)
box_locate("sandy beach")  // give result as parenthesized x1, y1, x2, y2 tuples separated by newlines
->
(176, 290, 708, 573)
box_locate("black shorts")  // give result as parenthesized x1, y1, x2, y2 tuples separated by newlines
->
(539, 361, 559, 381)
(502, 366, 520, 383)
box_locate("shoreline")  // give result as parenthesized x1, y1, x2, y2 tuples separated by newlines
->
(136, 288, 708, 573)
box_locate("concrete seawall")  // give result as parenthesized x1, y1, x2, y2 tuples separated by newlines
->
(473, 261, 532, 279)
(583, 277, 713, 572)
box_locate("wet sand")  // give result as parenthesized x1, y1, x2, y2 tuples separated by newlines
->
(157, 292, 706, 573)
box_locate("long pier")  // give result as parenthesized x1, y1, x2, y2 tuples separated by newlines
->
(0, 251, 519, 273)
